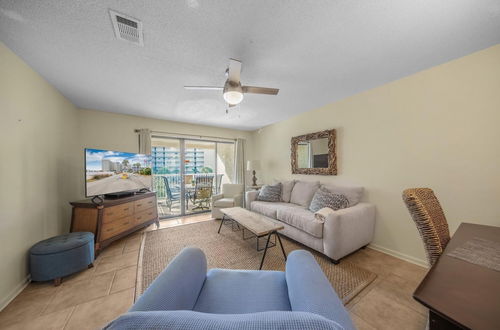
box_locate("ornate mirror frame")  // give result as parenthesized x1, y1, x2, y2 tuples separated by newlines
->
(291, 129, 337, 175)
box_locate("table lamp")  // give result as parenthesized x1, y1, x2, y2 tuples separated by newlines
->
(247, 160, 261, 186)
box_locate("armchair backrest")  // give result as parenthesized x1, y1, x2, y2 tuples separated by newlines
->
(222, 184, 244, 198)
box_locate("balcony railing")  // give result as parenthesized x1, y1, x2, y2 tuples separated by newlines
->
(152, 173, 224, 199)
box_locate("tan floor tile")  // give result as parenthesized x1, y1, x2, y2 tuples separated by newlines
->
(65, 288, 134, 330)
(123, 236, 143, 253)
(110, 266, 137, 294)
(98, 240, 125, 258)
(43, 271, 115, 314)
(346, 248, 403, 278)
(350, 313, 376, 330)
(3, 307, 74, 330)
(0, 285, 57, 327)
(351, 288, 427, 330)
(378, 274, 428, 315)
(390, 261, 428, 286)
(94, 250, 139, 274)
(61, 265, 96, 285)
(23, 281, 59, 295)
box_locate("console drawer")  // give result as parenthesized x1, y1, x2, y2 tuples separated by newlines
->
(101, 216, 134, 240)
(103, 202, 133, 223)
(135, 197, 155, 213)
(135, 208, 157, 225)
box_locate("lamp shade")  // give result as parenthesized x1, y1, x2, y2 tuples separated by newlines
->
(247, 160, 261, 171)
(223, 91, 244, 105)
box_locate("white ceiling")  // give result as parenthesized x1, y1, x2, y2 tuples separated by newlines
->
(1, 1, 499, 130)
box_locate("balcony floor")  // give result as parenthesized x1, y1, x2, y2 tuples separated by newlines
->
(157, 198, 212, 218)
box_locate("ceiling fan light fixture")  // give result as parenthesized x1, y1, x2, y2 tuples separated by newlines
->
(223, 90, 243, 105)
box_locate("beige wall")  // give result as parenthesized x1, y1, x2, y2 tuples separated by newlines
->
(252, 45, 500, 264)
(0, 42, 80, 307)
(76, 109, 254, 198)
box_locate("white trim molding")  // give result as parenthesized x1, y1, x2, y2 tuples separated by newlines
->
(0, 275, 31, 311)
(368, 243, 429, 268)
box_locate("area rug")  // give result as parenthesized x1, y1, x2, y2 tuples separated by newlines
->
(136, 220, 376, 304)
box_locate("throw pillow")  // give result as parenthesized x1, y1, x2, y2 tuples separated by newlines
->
(257, 183, 282, 202)
(321, 184, 364, 206)
(289, 181, 320, 207)
(309, 187, 350, 212)
(273, 179, 296, 203)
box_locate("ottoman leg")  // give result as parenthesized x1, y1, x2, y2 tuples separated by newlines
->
(54, 278, 62, 286)
(88, 263, 94, 269)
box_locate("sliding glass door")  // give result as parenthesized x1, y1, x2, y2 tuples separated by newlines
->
(151, 136, 235, 219)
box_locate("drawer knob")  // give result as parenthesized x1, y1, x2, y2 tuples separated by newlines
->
(107, 212, 114, 215)
(137, 204, 142, 207)
(106, 228, 114, 232)
(137, 216, 142, 220)
(124, 208, 129, 211)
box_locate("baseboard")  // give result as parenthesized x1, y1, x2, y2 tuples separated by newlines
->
(368, 243, 429, 268)
(0, 275, 31, 312)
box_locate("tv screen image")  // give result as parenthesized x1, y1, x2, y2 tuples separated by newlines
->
(85, 148, 152, 197)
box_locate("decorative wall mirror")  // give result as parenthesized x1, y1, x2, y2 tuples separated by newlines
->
(291, 129, 337, 175)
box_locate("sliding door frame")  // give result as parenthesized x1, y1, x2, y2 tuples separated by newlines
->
(152, 135, 235, 219)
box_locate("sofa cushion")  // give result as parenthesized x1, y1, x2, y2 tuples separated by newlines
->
(290, 181, 320, 207)
(193, 269, 291, 314)
(257, 183, 282, 202)
(277, 208, 323, 238)
(321, 184, 364, 206)
(277, 180, 296, 203)
(309, 188, 349, 212)
(213, 198, 235, 208)
(251, 201, 303, 219)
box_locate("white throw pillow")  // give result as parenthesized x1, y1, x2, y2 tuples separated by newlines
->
(279, 180, 296, 203)
(321, 183, 364, 206)
(290, 180, 320, 207)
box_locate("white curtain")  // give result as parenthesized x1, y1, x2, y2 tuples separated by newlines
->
(137, 128, 152, 155)
(234, 138, 246, 191)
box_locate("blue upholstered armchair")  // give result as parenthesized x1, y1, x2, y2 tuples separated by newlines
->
(105, 247, 355, 329)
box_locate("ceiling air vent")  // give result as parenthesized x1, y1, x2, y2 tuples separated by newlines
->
(109, 10, 143, 46)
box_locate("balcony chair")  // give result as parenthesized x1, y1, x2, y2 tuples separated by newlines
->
(189, 175, 214, 211)
(162, 176, 181, 211)
(211, 183, 244, 219)
(402, 188, 451, 266)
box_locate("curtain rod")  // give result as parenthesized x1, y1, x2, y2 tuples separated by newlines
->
(134, 129, 238, 142)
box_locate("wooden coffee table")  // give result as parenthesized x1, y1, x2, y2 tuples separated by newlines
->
(218, 207, 287, 270)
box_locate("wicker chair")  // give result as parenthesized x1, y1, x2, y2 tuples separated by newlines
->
(402, 188, 451, 266)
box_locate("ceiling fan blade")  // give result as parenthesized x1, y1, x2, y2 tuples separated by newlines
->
(228, 58, 242, 83)
(228, 103, 237, 108)
(242, 86, 279, 95)
(184, 86, 223, 90)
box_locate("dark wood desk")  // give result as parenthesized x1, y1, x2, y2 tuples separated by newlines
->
(413, 223, 500, 330)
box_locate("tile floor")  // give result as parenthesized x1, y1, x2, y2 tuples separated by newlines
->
(0, 214, 428, 329)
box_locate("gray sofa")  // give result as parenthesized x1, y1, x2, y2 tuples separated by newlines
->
(246, 180, 376, 263)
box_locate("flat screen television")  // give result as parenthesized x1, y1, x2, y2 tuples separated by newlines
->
(85, 148, 152, 197)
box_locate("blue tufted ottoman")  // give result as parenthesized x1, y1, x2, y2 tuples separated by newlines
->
(29, 232, 95, 286)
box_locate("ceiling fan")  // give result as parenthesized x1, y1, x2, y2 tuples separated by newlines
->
(184, 58, 279, 107)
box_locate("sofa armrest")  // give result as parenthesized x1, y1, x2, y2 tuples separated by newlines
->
(245, 190, 259, 209)
(323, 203, 376, 260)
(233, 194, 243, 207)
(130, 247, 207, 312)
(212, 193, 224, 203)
(286, 250, 355, 329)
